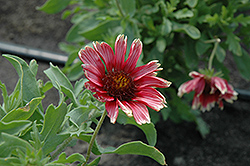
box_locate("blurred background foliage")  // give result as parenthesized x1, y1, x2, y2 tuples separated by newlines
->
(38, 0, 250, 137)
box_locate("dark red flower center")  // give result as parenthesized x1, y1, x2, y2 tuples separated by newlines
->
(102, 70, 136, 101)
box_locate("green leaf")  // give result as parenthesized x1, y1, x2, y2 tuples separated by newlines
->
(66, 61, 84, 81)
(7, 80, 22, 112)
(65, 12, 98, 42)
(185, 0, 198, 8)
(3, 55, 42, 114)
(58, 42, 79, 54)
(226, 32, 242, 56)
(205, 14, 219, 27)
(40, 101, 69, 155)
(118, 0, 136, 17)
(58, 42, 79, 66)
(67, 105, 101, 127)
(173, 8, 194, 19)
(74, 78, 87, 98)
(0, 157, 21, 166)
(0, 80, 8, 115)
(167, 89, 196, 123)
(30, 122, 42, 150)
(37, 0, 71, 14)
(156, 37, 167, 53)
(66, 23, 86, 42)
(215, 45, 226, 62)
(140, 4, 159, 15)
(53, 152, 86, 164)
(172, 22, 200, 39)
(160, 17, 172, 35)
(1, 96, 44, 123)
(44, 63, 73, 91)
(195, 116, 210, 138)
(143, 37, 155, 45)
(80, 20, 120, 41)
(184, 38, 198, 69)
(103, 141, 166, 165)
(117, 110, 157, 146)
(44, 63, 78, 105)
(0, 133, 33, 157)
(233, 49, 250, 80)
(62, 10, 72, 20)
(0, 107, 5, 120)
(29, 59, 38, 76)
(87, 157, 101, 166)
(195, 40, 212, 56)
(42, 81, 53, 94)
(234, 14, 250, 26)
(45, 163, 65, 166)
(142, 16, 156, 31)
(161, 107, 171, 121)
(0, 120, 31, 136)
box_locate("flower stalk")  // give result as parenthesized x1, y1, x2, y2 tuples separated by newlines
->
(82, 110, 107, 166)
(204, 38, 221, 70)
(115, 0, 125, 17)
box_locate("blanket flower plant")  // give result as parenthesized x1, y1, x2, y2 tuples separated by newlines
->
(78, 34, 171, 125)
(178, 70, 238, 112)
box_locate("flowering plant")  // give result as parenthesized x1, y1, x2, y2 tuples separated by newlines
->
(38, 0, 250, 138)
(0, 34, 169, 166)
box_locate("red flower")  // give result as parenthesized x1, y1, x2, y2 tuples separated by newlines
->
(178, 71, 238, 111)
(78, 34, 171, 125)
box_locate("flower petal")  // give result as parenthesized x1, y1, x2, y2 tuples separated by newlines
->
(131, 60, 162, 81)
(84, 70, 103, 87)
(195, 78, 205, 97)
(196, 93, 217, 112)
(137, 87, 166, 102)
(191, 95, 200, 110)
(105, 100, 119, 124)
(211, 77, 227, 95)
(94, 92, 114, 102)
(93, 41, 115, 72)
(115, 34, 127, 70)
(78, 46, 105, 75)
(189, 71, 204, 78)
(126, 101, 150, 125)
(135, 76, 171, 88)
(117, 100, 133, 117)
(178, 78, 203, 97)
(85, 81, 105, 93)
(81, 64, 103, 78)
(222, 84, 238, 102)
(133, 91, 166, 111)
(123, 38, 143, 73)
(218, 100, 224, 110)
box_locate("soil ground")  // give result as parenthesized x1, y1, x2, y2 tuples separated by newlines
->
(0, 1, 250, 166)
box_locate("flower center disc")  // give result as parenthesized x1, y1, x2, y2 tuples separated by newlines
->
(102, 71, 135, 101)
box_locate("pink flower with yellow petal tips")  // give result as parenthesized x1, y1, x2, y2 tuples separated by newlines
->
(78, 34, 171, 125)
(178, 71, 238, 112)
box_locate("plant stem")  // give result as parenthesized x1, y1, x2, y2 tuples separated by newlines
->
(49, 136, 73, 162)
(82, 110, 107, 166)
(115, 0, 125, 17)
(207, 38, 221, 70)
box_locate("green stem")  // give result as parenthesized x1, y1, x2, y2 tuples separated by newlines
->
(115, 0, 125, 17)
(206, 38, 221, 70)
(82, 110, 107, 166)
(49, 137, 73, 162)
